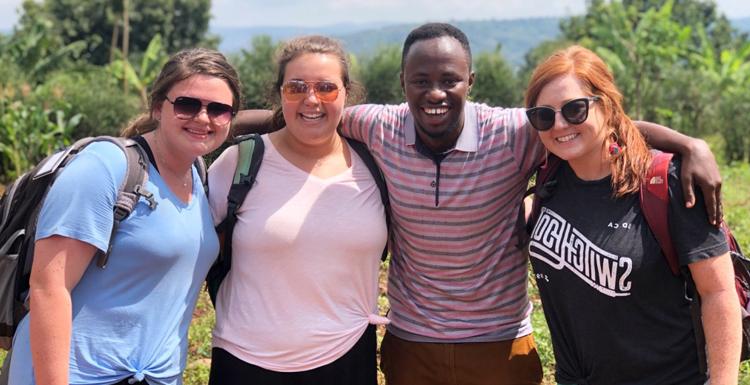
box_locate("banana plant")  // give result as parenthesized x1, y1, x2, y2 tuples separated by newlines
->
(108, 33, 168, 107)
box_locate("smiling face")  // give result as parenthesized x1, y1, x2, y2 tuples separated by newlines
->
(153, 74, 233, 160)
(535, 74, 610, 179)
(280, 52, 346, 147)
(400, 36, 474, 153)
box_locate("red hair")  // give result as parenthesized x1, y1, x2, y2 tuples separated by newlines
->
(525, 45, 650, 198)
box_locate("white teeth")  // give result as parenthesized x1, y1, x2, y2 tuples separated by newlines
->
(300, 112, 324, 120)
(556, 133, 578, 143)
(186, 128, 209, 136)
(423, 107, 448, 115)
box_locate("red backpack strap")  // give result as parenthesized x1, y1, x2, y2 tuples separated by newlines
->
(640, 151, 680, 276)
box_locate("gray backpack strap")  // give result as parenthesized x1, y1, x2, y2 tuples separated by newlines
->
(91, 136, 154, 268)
(194, 156, 208, 195)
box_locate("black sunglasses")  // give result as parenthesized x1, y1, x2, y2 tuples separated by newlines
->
(526, 96, 601, 131)
(165, 96, 235, 125)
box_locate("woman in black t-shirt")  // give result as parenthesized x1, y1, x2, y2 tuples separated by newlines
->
(523, 45, 741, 385)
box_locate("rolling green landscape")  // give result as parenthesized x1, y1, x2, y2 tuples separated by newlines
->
(1, 0, 750, 383)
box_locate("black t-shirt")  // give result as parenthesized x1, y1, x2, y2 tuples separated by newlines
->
(529, 157, 728, 385)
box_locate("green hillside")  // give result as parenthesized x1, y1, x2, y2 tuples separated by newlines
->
(339, 18, 561, 67)
(214, 18, 562, 67)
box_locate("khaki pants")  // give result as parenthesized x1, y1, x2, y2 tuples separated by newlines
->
(380, 331, 543, 385)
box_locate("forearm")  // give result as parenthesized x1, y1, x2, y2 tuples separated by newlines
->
(231, 110, 275, 137)
(634, 120, 696, 153)
(29, 287, 73, 385)
(701, 290, 741, 384)
(28, 236, 94, 385)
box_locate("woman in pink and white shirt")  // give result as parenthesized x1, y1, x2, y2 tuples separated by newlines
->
(207, 35, 387, 385)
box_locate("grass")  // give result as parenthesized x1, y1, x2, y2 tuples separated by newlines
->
(724, 162, 750, 384)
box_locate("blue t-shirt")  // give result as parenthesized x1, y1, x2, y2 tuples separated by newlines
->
(9, 142, 219, 385)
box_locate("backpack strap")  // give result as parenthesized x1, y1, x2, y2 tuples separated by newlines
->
(194, 156, 208, 195)
(639, 151, 679, 276)
(640, 151, 713, 373)
(207, 134, 264, 305)
(345, 137, 390, 262)
(223, 134, 264, 262)
(46, 136, 154, 268)
(93, 137, 155, 268)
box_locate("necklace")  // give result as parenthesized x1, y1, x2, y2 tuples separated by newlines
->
(152, 133, 192, 188)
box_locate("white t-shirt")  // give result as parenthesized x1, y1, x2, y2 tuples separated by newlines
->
(207, 135, 387, 372)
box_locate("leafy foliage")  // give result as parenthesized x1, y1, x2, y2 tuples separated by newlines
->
(231, 35, 279, 110)
(16, 0, 214, 66)
(31, 67, 141, 138)
(0, 14, 85, 85)
(357, 45, 403, 104)
(0, 101, 78, 181)
(471, 45, 522, 107)
(108, 34, 169, 106)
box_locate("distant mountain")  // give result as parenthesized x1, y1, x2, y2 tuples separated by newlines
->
(212, 18, 563, 68)
(212, 22, 392, 53)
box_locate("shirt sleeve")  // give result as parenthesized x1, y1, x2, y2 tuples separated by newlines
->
(35, 142, 126, 253)
(498, 106, 545, 175)
(341, 104, 393, 146)
(208, 144, 239, 226)
(666, 156, 729, 266)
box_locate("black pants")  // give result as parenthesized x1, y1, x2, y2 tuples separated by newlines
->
(209, 325, 377, 385)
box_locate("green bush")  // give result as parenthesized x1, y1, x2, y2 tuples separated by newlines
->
(0, 101, 78, 181)
(31, 67, 141, 139)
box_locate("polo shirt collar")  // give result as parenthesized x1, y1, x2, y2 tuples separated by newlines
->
(405, 102, 478, 153)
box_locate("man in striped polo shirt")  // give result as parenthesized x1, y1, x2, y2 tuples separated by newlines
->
(340, 23, 546, 384)
(233, 23, 722, 384)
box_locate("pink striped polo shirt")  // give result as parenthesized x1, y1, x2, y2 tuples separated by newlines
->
(342, 102, 545, 342)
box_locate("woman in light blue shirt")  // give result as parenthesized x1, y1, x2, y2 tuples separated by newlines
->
(8, 48, 240, 385)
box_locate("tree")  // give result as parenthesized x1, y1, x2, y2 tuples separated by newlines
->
(559, 0, 691, 121)
(357, 45, 402, 104)
(517, 39, 574, 92)
(1, 12, 86, 84)
(623, 0, 743, 53)
(16, 0, 214, 66)
(689, 29, 750, 162)
(108, 34, 169, 107)
(470, 45, 522, 107)
(232, 35, 279, 110)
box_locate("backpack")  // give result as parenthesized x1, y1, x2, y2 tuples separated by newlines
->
(0, 136, 207, 350)
(206, 134, 391, 305)
(523, 151, 750, 372)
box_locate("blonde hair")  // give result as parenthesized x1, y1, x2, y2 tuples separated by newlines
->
(525, 45, 650, 197)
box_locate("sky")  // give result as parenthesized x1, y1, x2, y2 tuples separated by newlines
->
(0, 0, 749, 30)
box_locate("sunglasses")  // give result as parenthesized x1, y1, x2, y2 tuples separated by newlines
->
(165, 96, 235, 125)
(526, 96, 601, 131)
(281, 80, 341, 103)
